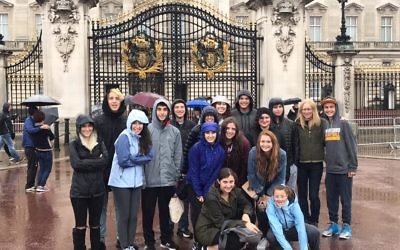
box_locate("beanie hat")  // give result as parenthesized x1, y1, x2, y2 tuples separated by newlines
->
(320, 96, 337, 106)
(256, 107, 273, 121)
(212, 95, 230, 107)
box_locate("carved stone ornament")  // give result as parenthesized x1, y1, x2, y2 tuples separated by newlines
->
(48, 0, 80, 72)
(191, 32, 229, 80)
(121, 31, 163, 80)
(343, 57, 352, 113)
(271, 0, 300, 69)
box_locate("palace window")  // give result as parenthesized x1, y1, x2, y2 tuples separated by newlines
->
(0, 14, 8, 40)
(346, 16, 357, 41)
(381, 16, 392, 41)
(309, 16, 321, 41)
(35, 14, 42, 34)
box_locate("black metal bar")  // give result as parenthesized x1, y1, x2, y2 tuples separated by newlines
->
(64, 118, 70, 144)
(54, 121, 60, 151)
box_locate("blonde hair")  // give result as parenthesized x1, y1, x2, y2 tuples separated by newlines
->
(298, 99, 321, 129)
(108, 88, 124, 101)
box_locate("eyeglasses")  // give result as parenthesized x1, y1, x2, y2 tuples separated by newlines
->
(301, 108, 312, 111)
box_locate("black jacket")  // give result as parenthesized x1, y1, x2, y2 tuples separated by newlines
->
(0, 103, 12, 136)
(69, 115, 109, 198)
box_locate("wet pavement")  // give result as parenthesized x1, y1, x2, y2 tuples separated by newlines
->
(0, 146, 399, 250)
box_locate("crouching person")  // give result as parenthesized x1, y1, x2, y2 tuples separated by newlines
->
(266, 185, 320, 250)
(195, 168, 260, 250)
(69, 115, 108, 250)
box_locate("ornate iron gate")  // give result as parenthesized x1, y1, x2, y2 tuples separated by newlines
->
(89, 1, 258, 109)
(5, 31, 43, 122)
(305, 42, 335, 102)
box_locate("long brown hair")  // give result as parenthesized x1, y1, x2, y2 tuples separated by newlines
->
(256, 130, 280, 182)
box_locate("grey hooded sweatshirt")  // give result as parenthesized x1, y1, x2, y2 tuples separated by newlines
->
(322, 101, 358, 174)
(231, 89, 257, 143)
(146, 98, 182, 187)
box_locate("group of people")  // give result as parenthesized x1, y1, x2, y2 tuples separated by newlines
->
(67, 87, 358, 250)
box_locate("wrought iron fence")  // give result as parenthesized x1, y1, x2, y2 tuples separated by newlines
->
(354, 65, 400, 118)
(305, 42, 335, 102)
(349, 117, 400, 160)
(5, 31, 43, 122)
(89, 1, 258, 111)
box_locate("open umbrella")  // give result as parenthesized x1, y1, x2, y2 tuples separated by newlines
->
(21, 94, 61, 106)
(42, 107, 59, 125)
(186, 99, 210, 108)
(126, 92, 166, 108)
(283, 97, 302, 106)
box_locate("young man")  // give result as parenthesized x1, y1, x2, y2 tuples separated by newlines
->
(170, 99, 196, 239)
(320, 97, 358, 240)
(94, 87, 127, 249)
(0, 102, 21, 164)
(231, 89, 257, 145)
(268, 97, 296, 190)
(143, 98, 182, 250)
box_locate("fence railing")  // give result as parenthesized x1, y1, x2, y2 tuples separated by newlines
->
(349, 117, 400, 160)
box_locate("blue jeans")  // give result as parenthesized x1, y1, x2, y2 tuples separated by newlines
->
(100, 191, 120, 242)
(36, 151, 53, 187)
(0, 133, 20, 160)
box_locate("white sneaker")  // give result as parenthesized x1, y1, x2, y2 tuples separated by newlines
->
(36, 186, 48, 192)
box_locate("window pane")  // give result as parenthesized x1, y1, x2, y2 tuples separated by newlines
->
(0, 14, 8, 40)
(309, 16, 321, 41)
(346, 16, 357, 41)
(381, 17, 392, 41)
(35, 14, 42, 34)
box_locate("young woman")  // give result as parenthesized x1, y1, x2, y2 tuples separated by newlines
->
(69, 115, 108, 250)
(31, 110, 55, 192)
(195, 168, 260, 250)
(293, 99, 327, 227)
(266, 185, 320, 250)
(108, 109, 152, 250)
(187, 122, 225, 249)
(219, 117, 251, 187)
(247, 130, 286, 235)
(211, 95, 231, 124)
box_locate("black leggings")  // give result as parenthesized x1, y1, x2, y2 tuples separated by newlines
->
(71, 195, 104, 228)
(211, 231, 245, 250)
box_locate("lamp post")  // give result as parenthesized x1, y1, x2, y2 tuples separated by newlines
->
(336, 0, 350, 44)
(0, 34, 4, 46)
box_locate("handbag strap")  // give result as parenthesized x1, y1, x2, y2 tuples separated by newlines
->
(219, 220, 236, 250)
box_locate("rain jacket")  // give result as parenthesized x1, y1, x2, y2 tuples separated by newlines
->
(187, 122, 225, 197)
(146, 99, 182, 187)
(247, 148, 286, 196)
(231, 89, 257, 143)
(322, 101, 358, 174)
(195, 185, 253, 246)
(266, 193, 308, 250)
(69, 115, 108, 198)
(22, 116, 41, 148)
(0, 103, 13, 136)
(93, 94, 127, 189)
(108, 110, 153, 188)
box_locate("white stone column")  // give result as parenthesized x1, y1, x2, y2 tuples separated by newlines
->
(328, 50, 358, 119)
(40, 0, 98, 118)
(247, 0, 312, 106)
(0, 46, 12, 104)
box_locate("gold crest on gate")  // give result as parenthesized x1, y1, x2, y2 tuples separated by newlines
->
(121, 31, 163, 79)
(192, 32, 229, 79)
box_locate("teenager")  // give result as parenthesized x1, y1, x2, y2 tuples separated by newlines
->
(211, 95, 231, 125)
(69, 115, 108, 250)
(231, 89, 257, 144)
(321, 97, 358, 240)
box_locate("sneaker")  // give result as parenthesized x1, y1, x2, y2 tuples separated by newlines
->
(339, 223, 352, 239)
(36, 186, 48, 192)
(160, 240, 177, 250)
(322, 222, 340, 237)
(177, 228, 193, 239)
(144, 245, 156, 250)
(25, 187, 36, 193)
(192, 240, 203, 250)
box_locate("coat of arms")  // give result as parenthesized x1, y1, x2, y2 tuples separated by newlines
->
(192, 32, 229, 79)
(121, 31, 163, 79)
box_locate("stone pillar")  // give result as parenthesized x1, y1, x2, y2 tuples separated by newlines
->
(39, 0, 98, 118)
(0, 43, 12, 104)
(328, 47, 359, 119)
(247, 0, 312, 106)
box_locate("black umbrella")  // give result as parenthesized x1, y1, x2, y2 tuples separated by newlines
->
(283, 97, 302, 105)
(43, 107, 59, 125)
(21, 94, 61, 106)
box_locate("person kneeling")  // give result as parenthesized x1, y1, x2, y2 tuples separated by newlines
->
(266, 185, 320, 250)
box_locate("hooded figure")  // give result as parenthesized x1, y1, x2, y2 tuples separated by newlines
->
(231, 89, 257, 143)
(0, 102, 13, 137)
(171, 99, 196, 147)
(182, 106, 219, 174)
(69, 114, 109, 250)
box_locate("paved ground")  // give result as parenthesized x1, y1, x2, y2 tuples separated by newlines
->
(0, 144, 399, 250)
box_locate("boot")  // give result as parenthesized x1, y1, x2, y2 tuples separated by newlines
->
(73, 228, 86, 250)
(90, 227, 101, 250)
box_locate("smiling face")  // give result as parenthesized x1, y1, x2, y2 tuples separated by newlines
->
(218, 175, 235, 195)
(301, 103, 313, 121)
(80, 123, 94, 138)
(258, 114, 271, 129)
(131, 121, 144, 135)
(238, 95, 250, 111)
(225, 122, 237, 140)
(273, 189, 288, 208)
(204, 131, 217, 144)
(215, 102, 227, 115)
(156, 104, 169, 122)
(107, 92, 121, 112)
(323, 103, 336, 119)
(204, 115, 215, 123)
(173, 102, 185, 120)
(259, 134, 273, 153)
